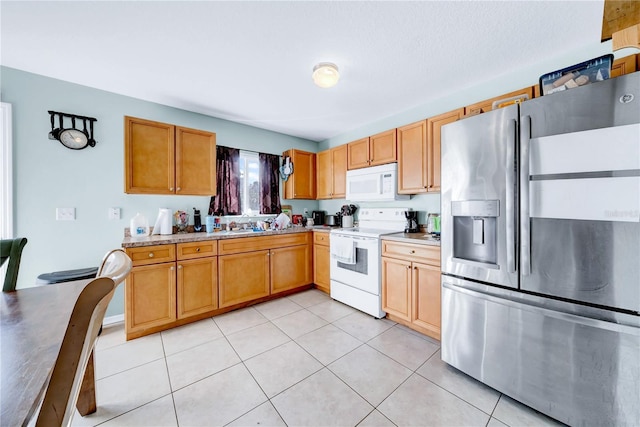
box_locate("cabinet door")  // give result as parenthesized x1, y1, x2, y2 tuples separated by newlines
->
(370, 129, 397, 166)
(316, 149, 332, 199)
(397, 120, 427, 194)
(177, 257, 218, 319)
(332, 144, 348, 198)
(381, 257, 412, 322)
(412, 262, 441, 340)
(427, 108, 463, 192)
(464, 87, 533, 116)
(313, 244, 330, 294)
(126, 262, 176, 334)
(125, 116, 175, 194)
(218, 251, 270, 307)
(284, 150, 316, 199)
(611, 55, 637, 78)
(271, 244, 312, 294)
(347, 137, 370, 170)
(175, 126, 216, 196)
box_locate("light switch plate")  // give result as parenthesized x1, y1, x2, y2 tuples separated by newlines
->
(108, 207, 121, 220)
(56, 207, 76, 221)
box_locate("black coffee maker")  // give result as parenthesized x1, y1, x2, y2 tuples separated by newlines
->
(404, 211, 419, 233)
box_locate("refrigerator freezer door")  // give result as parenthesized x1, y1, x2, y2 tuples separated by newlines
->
(441, 105, 518, 288)
(441, 276, 640, 426)
(520, 73, 640, 312)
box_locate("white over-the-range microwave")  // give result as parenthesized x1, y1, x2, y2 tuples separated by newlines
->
(346, 163, 410, 202)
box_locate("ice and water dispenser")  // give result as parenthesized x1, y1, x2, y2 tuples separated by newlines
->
(451, 200, 499, 267)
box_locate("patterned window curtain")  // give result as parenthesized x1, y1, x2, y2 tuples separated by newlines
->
(208, 146, 241, 215)
(258, 152, 282, 215)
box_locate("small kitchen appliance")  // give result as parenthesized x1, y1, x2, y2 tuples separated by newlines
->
(404, 211, 419, 233)
(325, 215, 340, 227)
(312, 211, 325, 226)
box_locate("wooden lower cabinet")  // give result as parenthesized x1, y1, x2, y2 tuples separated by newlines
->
(412, 262, 441, 334)
(126, 262, 177, 334)
(218, 250, 270, 308)
(271, 245, 312, 294)
(381, 240, 441, 340)
(381, 257, 412, 321)
(313, 231, 330, 294)
(177, 257, 218, 319)
(125, 232, 313, 340)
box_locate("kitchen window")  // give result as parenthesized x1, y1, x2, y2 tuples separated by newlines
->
(239, 150, 260, 215)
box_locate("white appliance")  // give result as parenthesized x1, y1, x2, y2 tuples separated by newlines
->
(346, 163, 409, 202)
(330, 208, 407, 318)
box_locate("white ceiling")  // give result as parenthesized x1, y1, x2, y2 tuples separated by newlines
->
(1, 1, 605, 142)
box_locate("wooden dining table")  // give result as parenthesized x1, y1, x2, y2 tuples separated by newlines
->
(1, 279, 98, 426)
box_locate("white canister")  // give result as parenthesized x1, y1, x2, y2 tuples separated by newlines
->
(341, 215, 353, 228)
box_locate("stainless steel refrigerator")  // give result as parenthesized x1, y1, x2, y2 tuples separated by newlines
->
(440, 72, 640, 426)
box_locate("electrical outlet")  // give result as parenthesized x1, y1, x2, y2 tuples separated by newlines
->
(56, 207, 76, 221)
(108, 207, 121, 220)
(304, 208, 309, 215)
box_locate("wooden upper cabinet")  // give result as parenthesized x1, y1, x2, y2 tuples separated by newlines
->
(611, 55, 638, 78)
(397, 120, 428, 194)
(427, 108, 463, 192)
(125, 117, 175, 194)
(283, 149, 316, 199)
(175, 126, 216, 195)
(369, 129, 397, 166)
(464, 86, 534, 116)
(316, 145, 347, 199)
(125, 116, 216, 195)
(347, 131, 396, 170)
(332, 144, 347, 198)
(347, 137, 370, 169)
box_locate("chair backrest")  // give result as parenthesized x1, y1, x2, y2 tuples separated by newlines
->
(1, 237, 28, 292)
(97, 249, 132, 286)
(34, 277, 116, 426)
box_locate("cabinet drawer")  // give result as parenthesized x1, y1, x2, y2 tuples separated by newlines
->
(177, 240, 217, 260)
(126, 244, 176, 266)
(218, 232, 311, 255)
(382, 241, 440, 266)
(313, 232, 330, 246)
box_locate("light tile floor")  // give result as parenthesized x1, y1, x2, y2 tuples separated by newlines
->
(73, 289, 564, 426)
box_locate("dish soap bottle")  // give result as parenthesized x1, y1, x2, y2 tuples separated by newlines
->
(130, 212, 150, 238)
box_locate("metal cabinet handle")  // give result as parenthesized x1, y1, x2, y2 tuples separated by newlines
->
(406, 265, 411, 270)
(414, 266, 418, 270)
(178, 265, 182, 269)
(176, 187, 181, 192)
(169, 187, 174, 191)
(170, 266, 174, 271)
(196, 247, 200, 252)
(148, 253, 154, 258)
(410, 250, 415, 254)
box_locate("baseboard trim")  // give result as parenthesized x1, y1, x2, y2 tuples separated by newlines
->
(103, 314, 124, 326)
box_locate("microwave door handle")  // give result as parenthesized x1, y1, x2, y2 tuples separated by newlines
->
(505, 118, 517, 274)
(520, 115, 531, 276)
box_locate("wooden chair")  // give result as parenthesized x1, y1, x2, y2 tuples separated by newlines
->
(31, 277, 115, 426)
(97, 248, 132, 286)
(1, 237, 27, 292)
(30, 249, 132, 426)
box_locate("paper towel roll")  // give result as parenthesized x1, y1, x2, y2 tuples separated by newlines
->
(152, 208, 173, 235)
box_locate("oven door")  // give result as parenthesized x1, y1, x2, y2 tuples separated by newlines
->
(330, 234, 380, 294)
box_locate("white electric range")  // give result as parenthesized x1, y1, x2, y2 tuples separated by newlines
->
(330, 208, 409, 318)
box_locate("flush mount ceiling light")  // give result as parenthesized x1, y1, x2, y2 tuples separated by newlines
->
(312, 62, 340, 88)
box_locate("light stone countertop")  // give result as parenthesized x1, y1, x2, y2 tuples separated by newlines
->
(122, 225, 318, 248)
(382, 232, 441, 247)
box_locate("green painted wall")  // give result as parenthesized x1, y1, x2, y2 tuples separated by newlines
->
(1, 66, 318, 317)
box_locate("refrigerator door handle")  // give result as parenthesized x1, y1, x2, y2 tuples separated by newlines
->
(505, 118, 517, 273)
(520, 115, 531, 276)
